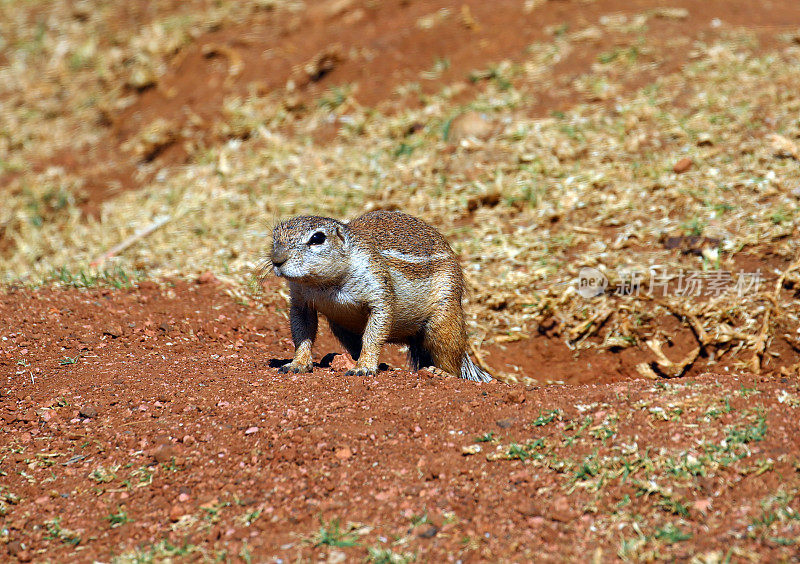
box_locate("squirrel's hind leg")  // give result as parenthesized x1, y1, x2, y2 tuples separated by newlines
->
(419, 300, 467, 376)
(327, 321, 363, 361)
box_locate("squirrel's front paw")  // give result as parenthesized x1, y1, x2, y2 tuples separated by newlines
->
(278, 362, 313, 374)
(345, 366, 376, 377)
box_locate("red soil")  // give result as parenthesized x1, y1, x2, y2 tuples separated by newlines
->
(2, 280, 800, 561)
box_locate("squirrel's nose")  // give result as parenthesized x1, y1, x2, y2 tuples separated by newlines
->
(271, 249, 288, 268)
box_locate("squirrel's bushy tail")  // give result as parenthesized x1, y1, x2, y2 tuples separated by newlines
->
(460, 355, 493, 382)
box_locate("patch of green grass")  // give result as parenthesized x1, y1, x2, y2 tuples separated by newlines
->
(318, 85, 353, 111)
(202, 500, 231, 522)
(572, 457, 600, 481)
(367, 546, 416, 563)
(44, 517, 81, 545)
(44, 266, 143, 290)
(725, 414, 767, 445)
(681, 217, 705, 236)
(409, 512, 429, 526)
(506, 439, 545, 461)
(89, 464, 119, 484)
(311, 518, 360, 548)
(657, 497, 690, 518)
(106, 506, 133, 527)
(532, 409, 560, 427)
(131, 466, 153, 488)
(468, 62, 514, 90)
(111, 539, 198, 563)
(770, 206, 792, 225)
(239, 508, 261, 527)
(653, 523, 692, 544)
(474, 432, 496, 443)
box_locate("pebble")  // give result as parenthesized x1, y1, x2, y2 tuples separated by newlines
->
(153, 445, 178, 464)
(506, 389, 526, 404)
(196, 271, 217, 284)
(448, 111, 492, 142)
(334, 447, 352, 460)
(418, 525, 439, 539)
(103, 324, 123, 338)
(169, 504, 185, 522)
(496, 418, 515, 429)
(79, 405, 98, 419)
(672, 157, 693, 174)
(7, 540, 24, 557)
(330, 354, 357, 371)
(245, 426, 259, 435)
(516, 503, 541, 517)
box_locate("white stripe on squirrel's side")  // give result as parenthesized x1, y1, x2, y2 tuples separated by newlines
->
(379, 249, 452, 263)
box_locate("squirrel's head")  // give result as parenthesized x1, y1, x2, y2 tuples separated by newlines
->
(270, 216, 350, 285)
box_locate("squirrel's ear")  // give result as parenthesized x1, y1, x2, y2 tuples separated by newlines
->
(334, 225, 347, 246)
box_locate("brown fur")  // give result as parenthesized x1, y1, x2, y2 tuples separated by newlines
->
(269, 210, 491, 382)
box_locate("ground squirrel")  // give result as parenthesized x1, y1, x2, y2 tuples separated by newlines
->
(269, 210, 492, 382)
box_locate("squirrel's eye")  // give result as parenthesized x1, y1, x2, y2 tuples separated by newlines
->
(308, 232, 326, 245)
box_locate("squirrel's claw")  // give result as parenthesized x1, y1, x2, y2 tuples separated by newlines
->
(278, 363, 312, 374)
(345, 367, 376, 377)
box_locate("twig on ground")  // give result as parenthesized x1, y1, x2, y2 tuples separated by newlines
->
(750, 256, 800, 372)
(89, 215, 172, 269)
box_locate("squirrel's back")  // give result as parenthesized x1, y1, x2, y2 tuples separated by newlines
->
(348, 210, 456, 257)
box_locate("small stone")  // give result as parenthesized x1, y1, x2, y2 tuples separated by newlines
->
(178, 492, 190, 503)
(496, 418, 514, 429)
(79, 405, 98, 419)
(509, 469, 530, 483)
(7, 540, 23, 557)
(461, 444, 482, 455)
(448, 111, 492, 143)
(181, 435, 195, 445)
(506, 389, 525, 404)
(206, 526, 221, 542)
(516, 503, 541, 517)
(548, 496, 575, 523)
(334, 447, 352, 460)
(169, 504, 185, 522)
(103, 324, 123, 338)
(153, 445, 178, 464)
(417, 525, 439, 539)
(330, 354, 357, 371)
(672, 157, 693, 174)
(244, 426, 259, 435)
(196, 271, 217, 284)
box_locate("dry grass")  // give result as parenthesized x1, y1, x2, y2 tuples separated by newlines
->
(2, 3, 800, 377)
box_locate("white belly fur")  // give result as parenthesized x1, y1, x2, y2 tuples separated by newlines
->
(292, 268, 437, 340)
